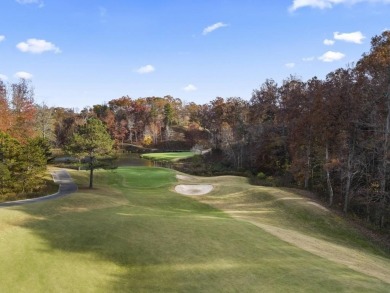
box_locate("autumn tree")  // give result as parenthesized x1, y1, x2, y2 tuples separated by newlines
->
(53, 107, 81, 148)
(219, 97, 250, 168)
(35, 102, 55, 142)
(10, 79, 37, 142)
(355, 30, 390, 226)
(164, 103, 174, 140)
(287, 77, 319, 189)
(249, 79, 283, 174)
(0, 80, 12, 133)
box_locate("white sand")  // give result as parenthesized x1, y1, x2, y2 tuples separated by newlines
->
(175, 184, 213, 196)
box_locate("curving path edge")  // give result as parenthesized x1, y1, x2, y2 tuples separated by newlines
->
(0, 169, 77, 208)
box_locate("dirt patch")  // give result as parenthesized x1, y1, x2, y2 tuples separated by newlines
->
(175, 184, 213, 196)
(176, 174, 192, 180)
(306, 201, 329, 212)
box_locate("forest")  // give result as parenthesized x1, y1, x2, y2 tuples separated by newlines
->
(0, 30, 389, 230)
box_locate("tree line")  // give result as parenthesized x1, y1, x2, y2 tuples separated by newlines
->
(0, 31, 389, 228)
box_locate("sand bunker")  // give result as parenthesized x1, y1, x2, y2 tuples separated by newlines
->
(175, 184, 213, 196)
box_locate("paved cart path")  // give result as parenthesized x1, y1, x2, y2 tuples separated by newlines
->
(0, 169, 77, 208)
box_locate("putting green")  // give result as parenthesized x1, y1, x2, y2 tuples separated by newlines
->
(140, 152, 195, 162)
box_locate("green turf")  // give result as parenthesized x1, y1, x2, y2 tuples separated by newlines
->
(140, 151, 195, 162)
(0, 167, 389, 292)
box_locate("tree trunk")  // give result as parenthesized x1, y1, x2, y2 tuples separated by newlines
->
(380, 77, 390, 191)
(89, 167, 94, 189)
(304, 143, 311, 189)
(379, 81, 390, 227)
(344, 135, 356, 213)
(380, 214, 385, 228)
(89, 156, 94, 189)
(380, 97, 390, 193)
(344, 157, 352, 213)
(326, 143, 334, 206)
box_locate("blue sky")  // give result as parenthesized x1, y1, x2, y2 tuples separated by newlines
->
(0, 0, 389, 109)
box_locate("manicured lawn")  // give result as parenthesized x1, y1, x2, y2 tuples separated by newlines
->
(0, 167, 389, 292)
(140, 151, 195, 162)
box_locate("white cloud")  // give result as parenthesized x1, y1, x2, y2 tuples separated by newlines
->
(0, 74, 8, 81)
(289, 0, 340, 11)
(324, 38, 335, 45)
(202, 22, 228, 35)
(99, 6, 107, 17)
(0, 35, 5, 42)
(333, 31, 365, 44)
(183, 84, 197, 92)
(16, 0, 44, 7)
(285, 63, 296, 68)
(289, 0, 390, 11)
(136, 65, 155, 74)
(318, 51, 346, 62)
(17, 38, 61, 54)
(14, 71, 33, 79)
(99, 6, 107, 22)
(302, 56, 315, 61)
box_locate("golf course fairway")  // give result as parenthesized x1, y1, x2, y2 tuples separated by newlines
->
(0, 167, 389, 292)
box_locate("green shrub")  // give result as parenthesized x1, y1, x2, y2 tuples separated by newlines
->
(257, 172, 267, 180)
